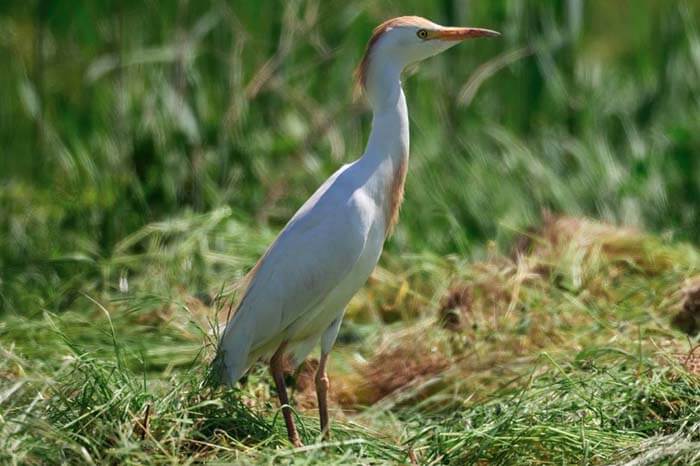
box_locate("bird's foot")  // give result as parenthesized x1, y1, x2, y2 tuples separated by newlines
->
(290, 436, 303, 448)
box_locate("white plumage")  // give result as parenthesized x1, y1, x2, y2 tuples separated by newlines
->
(219, 157, 389, 382)
(217, 16, 499, 447)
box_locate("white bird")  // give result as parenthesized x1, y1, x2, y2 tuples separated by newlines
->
(217, 16, 499, 447)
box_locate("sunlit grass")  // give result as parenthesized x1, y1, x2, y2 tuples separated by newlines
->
(2, 1, 700, 464)
(2, 209, 699, 464)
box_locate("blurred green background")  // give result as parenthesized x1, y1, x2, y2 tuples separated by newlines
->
(2, 0, 700, 314)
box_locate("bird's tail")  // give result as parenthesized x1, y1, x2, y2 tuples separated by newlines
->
(211, 312, 254, 386)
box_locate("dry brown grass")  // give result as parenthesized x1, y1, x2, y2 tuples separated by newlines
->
(438, 285, 473, 331)
(675, 345, 700, 376)
(339, 215, 697, 407)
(672, 277, 700, 336)
(356, 340, 450, 405)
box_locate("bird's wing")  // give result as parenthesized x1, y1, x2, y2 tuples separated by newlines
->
(230, 213, 365, 352)
(223, 173, 370, 358)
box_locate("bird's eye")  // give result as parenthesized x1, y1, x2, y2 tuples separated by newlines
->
(417, 29, 428, 39)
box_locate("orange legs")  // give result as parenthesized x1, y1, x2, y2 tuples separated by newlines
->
(269, 343, 333, 446)
(270, 343, 302, 447)
(315, 352, 331, 438)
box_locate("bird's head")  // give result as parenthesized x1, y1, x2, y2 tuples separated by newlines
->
(355, 16, 499, 98)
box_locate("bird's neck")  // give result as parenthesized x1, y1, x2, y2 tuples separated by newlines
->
(361, 60, 410, 235)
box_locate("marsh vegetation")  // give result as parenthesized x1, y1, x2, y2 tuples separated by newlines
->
(2, 1, 700, 464)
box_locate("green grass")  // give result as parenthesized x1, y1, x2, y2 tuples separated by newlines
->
(2, 1, 700, 464)
(2, 212, 699, 464)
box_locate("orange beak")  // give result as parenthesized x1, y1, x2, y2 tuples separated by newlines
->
(432, 27, 501, 41)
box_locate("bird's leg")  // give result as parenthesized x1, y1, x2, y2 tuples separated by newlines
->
(315, 352, 331, 438)
(270, 343, 302, 448)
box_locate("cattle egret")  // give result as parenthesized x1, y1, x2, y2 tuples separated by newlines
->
(217, 16, 499, 447)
